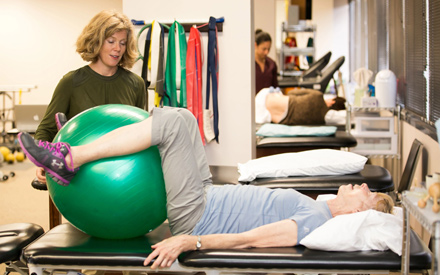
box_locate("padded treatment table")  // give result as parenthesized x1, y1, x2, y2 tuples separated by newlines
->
(0, 223, 44, 275)
(256, 130, 357, 158)
(209, 165, 394, 197)
(22, 223, 431, 275)
(277, 56, 345, 93)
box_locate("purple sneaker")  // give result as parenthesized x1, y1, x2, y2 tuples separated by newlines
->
(18, 132, 79, 186)
(55, 112, 68, 131)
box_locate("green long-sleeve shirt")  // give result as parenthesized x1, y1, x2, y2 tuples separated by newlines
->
(35, 65, 146, 141)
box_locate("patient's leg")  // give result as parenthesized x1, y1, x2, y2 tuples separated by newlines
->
(164, 107, 212, 188)
(150, 107, 210, 235)
(18, 117, 154, 185)
(69, 117, 153, 167)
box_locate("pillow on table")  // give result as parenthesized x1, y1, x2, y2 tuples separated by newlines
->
(300, 209, 403, 255)
(256, 124, 337, 137)
(238, 149, 367, 182)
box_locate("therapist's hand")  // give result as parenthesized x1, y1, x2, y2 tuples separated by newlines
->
(36, 167, 47, 183)
(143, 235, 196, 269)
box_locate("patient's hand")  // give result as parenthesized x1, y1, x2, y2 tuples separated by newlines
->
(36, 168, 47, 183)
(143, 235, 196, 269)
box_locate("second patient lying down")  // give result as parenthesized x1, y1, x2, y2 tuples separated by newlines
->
(256, 87, 346, 125)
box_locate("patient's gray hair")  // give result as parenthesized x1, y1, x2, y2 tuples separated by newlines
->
(374, 193, 394, 214)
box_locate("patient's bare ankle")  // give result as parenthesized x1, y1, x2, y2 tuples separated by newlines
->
(65, 147, 80, 169)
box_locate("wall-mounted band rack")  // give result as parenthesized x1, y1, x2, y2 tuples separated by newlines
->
(131, 17, 224, 32)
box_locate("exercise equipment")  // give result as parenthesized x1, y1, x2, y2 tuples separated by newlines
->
(5, 153, 15, 164)
(15, 152, 25, 162)
(21, 222, 431, 275)
(0, 171, 14, 181)
(47, 104, 167, 239)
(0, 146, 10, 159)
(0, 223, 44, 274)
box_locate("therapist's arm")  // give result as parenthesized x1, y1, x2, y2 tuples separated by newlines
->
(143, 219, 298, 269)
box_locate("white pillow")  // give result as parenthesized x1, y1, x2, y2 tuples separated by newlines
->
(238, 149, 367, 182)
(325, 109, 347, 125)
(256, 124, 337, 137)
(300, 210, 403, 255)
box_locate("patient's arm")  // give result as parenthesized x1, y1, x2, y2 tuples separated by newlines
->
(143, 219, 298, 269)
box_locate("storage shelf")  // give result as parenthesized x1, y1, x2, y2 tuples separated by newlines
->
(402, 190, 440, 274)
(402, 190, 439, 233)
(279, 22, 316, 77)
(283, 25, 316, 32)
(347, 105, 401, 157)
(282, 47, 314, 56)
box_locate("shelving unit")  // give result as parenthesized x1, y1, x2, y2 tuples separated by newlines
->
(402, 190, 439, 274)
(347, 105, 400, 157)
(346, 105, 401, 180)
(279, 22, 316, 77)
(0, 85, 37, 145)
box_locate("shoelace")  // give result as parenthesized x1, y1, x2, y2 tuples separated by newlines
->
(38, 141, 76, 172)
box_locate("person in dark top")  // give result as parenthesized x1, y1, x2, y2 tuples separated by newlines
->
(255, 29, 278, 94)
(34, 10, 146, 185)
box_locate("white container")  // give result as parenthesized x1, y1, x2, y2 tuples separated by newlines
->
(375, 70, 397, 107)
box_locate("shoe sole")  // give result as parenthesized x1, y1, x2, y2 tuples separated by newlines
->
(18, 132, 70, 186)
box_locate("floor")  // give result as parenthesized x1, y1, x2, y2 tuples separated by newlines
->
(0, 159, 50, 230)
(0, 158, 51, 275)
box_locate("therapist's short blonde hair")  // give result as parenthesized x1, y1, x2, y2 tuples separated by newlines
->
(76, 10, 138, 68)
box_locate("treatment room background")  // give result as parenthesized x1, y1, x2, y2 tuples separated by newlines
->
(1, 0, 440, 238)
(0, 0, 350, 167)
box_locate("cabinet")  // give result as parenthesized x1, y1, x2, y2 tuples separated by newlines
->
(347, 105, 401, 158)
(402, 190, 439, 274)
(279, 22, 316, 77)
(347, 105, 401, 181)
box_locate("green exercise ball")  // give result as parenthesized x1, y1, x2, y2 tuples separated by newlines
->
(47, 104, 167, 239)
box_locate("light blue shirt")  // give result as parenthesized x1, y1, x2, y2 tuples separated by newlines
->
(192, 184, 332, 243)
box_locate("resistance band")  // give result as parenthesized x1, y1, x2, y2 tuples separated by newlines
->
(140, 24, 152, 88)
(138, 21, 168, 107)
(150, 21, 165, 107)
(204, 16, 220, 143)
(186, 26, 205, 145)
(164, 21, 187, 107)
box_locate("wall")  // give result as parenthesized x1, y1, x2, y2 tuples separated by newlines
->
(312, 0, 349, 85)
(402, 122, 440, 189)
(123, 0, 255, 165)
(0, 0, 122, 105)
(254, 0, 277, 63)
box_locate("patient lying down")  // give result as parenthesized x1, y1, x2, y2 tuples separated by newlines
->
(19, 107, 394, 269)
(255, 87, 346, 125)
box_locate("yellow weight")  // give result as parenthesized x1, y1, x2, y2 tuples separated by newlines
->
(5, 153, 15, 164)
(15, 152, 25, 162)
(0, 146, 10, 160)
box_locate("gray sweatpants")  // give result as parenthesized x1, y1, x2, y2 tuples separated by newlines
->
(150, 107, 212, 235)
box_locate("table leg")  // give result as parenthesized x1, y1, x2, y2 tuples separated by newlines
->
(401, 204, 410, 274)
(433, 222, 440, 275)
(49, 197, 62, 228)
